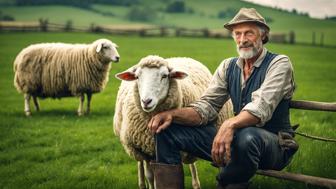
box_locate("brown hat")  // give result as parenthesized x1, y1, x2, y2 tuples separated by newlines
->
(224, 8, 270, 43)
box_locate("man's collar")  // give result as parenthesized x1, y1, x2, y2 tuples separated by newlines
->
(236, 47, 267, 69)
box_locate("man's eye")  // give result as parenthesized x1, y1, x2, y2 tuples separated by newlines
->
(246, 32, 254, 37)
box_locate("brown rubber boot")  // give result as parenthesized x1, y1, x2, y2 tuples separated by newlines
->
(151, 162, 184, 189)
(216, 182, 249, 189)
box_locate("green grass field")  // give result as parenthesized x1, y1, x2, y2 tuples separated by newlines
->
(0, 32, 335, 189)
(1, 0, 336, 46)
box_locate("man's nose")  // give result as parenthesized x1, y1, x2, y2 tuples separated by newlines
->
(239, 34, 249, 42)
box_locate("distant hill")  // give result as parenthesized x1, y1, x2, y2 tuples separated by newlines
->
(0, 0, 335, 45)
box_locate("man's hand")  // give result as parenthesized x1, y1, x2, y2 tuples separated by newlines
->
(211, 120, 236, 166)
(148, 111, 173, 134)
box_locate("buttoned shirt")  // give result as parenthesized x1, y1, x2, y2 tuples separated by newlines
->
(189, 47, 295, 127)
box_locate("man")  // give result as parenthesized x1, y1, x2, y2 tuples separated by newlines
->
(148, 8, 298, 189)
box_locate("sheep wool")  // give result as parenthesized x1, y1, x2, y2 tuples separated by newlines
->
(14, 40, 113, 97)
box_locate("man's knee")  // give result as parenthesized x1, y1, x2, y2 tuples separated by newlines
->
(156, 124, 180, 149)
(233, 127, 265, 166)
(155, 124, 184, 164)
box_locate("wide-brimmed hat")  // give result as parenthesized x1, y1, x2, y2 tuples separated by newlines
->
(224, 8, 270, 43)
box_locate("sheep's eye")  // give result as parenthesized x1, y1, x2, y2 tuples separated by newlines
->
(103, 46, 109, 49)
(162, 74, 168, 78)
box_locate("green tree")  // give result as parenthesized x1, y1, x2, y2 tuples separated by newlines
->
(166, 1, 185, 13)
(126, 6, 157, 22)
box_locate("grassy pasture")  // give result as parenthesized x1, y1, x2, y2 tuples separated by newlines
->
(0, 32, 335, 189)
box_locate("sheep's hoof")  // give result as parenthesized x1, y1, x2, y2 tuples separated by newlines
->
(192, 185, 201, 189)
(25, 111, 31, 116)
(138, 184, 146, 189)
(77, 112, 84, 116)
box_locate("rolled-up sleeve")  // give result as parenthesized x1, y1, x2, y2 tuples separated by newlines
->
(189, 59, 231, 125)
(242, 55, 295, 126)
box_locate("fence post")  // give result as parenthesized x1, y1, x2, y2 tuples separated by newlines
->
(139, 29, 146, 37)
(202, 28, 209, 37)
(39, 18, 48, 32)
(312, 31, 316, 45)
(175, 28, 181, 37)
(160, 27, 167, 37)
(320, 33, 324, 46)
(64, 20, 73, 32)
(289, 30, 295, 44)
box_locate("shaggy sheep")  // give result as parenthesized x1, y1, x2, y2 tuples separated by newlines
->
(14, 39, 120, 116)
(114, 55, 233, 189)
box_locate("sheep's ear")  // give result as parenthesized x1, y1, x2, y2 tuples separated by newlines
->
(115, 71, 137, 81)
(169, 71, 188, 80)
(96, 42, 103, 53)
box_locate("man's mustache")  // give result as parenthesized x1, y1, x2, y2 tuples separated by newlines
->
(239, 42, 254, 49)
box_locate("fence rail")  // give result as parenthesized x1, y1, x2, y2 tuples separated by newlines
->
(0, 21, 334, 47)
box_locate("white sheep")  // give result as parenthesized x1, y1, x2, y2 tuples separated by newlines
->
(114, 55, 233, 189)
(13, 39, 120, 116)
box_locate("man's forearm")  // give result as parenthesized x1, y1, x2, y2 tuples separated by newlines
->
(168, 108, 260, 128)
(170, 107, 202, 126)
(227, 110, 260, 129)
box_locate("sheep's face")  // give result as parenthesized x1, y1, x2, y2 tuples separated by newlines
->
(116, 66, 188, 113)
(95, 39, 120, 63)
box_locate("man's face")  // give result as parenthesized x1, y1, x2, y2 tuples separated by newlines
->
(232, 23, 264, 59)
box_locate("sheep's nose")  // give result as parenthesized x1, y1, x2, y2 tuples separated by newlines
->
(142, 98, 152, 106)
(115, 56, 120, 62)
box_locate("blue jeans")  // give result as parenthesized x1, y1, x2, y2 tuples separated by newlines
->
(155, 123, 296, 185)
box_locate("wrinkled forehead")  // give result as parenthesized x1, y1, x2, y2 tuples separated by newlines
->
(136, 66, 169, 76)
(232, 22, 260, 33)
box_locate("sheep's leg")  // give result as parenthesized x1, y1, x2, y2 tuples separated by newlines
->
(32, 96, 40, 111)
(189, 163, 201, 189)
(86, 92, 92, 115)
(24, 93, 31, 116)
(138, 161, 146, 189)
(144, 160, 154, 189)
(77, 93, 85, 116)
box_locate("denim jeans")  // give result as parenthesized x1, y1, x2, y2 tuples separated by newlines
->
(155, 123, 296, 185)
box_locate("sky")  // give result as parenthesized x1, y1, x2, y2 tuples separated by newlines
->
(243, 0, 336, 19)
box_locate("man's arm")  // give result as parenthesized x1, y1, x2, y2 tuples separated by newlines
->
(148, 59, 231, 133)
(188, 60, 231, 125)
(148, 107, 201, 134)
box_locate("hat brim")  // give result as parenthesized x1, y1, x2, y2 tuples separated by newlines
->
(224, 20, 270, 32)
(224, 20, 270, 44)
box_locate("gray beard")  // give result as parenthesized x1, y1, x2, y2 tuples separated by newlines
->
(237, 40, 263, 59)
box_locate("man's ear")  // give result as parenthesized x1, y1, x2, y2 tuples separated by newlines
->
(169, 70, 188, 80)
(115, 71, 137, 81)
(96, 42, 103, 53)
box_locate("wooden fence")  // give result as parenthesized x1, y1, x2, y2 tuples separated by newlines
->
(256, 100, 336, 189)
(0, 21, 332, 47)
